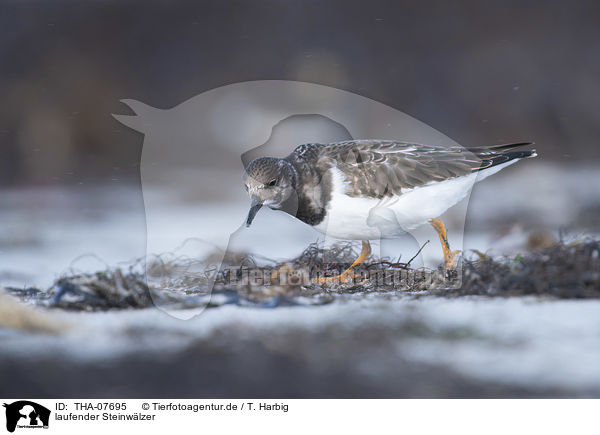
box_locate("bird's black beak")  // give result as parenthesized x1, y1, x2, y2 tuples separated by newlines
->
(245, 199, 263, 227)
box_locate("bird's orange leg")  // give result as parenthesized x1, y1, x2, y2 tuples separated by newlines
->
(314, 241, 371, 284)
(429, 218, 460, 271)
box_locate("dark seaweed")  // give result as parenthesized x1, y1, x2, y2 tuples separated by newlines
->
(12, 237, 598, 311)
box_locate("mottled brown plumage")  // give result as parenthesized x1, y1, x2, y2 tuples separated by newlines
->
(286, 140, 535, 199)
(244, 139, 536, 277)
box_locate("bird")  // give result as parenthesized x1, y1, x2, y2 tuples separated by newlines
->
(243, 140, 536, 282)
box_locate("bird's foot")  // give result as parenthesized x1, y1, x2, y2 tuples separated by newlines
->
(312, 240, 371, 285)
(429, 218, 461, 275)
(313, 271, 362, 285)
(443, 249, 461, 271)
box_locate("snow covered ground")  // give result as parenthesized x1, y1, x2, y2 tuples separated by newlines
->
(1, 161, 598, 288)
(1, 296, 600, 397)
(1, 161, 599, 397)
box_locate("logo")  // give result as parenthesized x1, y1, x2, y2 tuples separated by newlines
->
(3, 401, 50, 433)
(112, 80, 472, 320)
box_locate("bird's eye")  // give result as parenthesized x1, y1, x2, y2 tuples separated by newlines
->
(267, 179, 277, 187)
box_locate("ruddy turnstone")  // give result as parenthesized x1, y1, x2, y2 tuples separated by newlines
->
(243, 140, 536, 282)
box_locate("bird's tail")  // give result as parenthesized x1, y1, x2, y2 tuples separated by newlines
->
(466, 141, 535, 153)
(470, 142, 537, 172)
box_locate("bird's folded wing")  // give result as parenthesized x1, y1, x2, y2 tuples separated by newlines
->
(316, 140, 483, 198)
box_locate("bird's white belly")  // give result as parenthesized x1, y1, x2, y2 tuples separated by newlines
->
(312, 163, 513, 240)
(312, 195, 383, 240)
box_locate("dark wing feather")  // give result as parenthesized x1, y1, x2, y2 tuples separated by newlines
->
(309, 140, 534, 199)
(466, 141, 533, 153)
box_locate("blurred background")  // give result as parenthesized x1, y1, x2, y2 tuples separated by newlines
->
(1, 0, 600, 399)
(0, 0, 599, 286)
(1, 0, 599, 186)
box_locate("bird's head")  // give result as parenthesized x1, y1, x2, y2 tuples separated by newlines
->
(243, 157, 297, 227)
